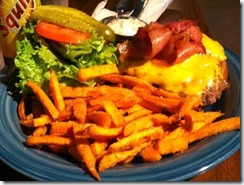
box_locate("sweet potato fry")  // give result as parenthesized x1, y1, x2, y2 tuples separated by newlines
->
(73, 99, 87, 124)
(49, 69, 65, 112)
(124, 114, 170, 136)
(137, 98, 163, 113)
(82, 124, 124, 140)
(90, 140, 108, 157)
(184, 110, 224, 124)
(32, 126, 48, 136)
(132, 85, 151, 95)
(74, 136, 100, 181)
(58, 100, 74, 121)
(60, 85, 101, 98)
(33, 114, 52, 127)
(99, 142, 149, 172)
(26, 81, 59, 119)
(183, 110, 224, 132)
(50, 121, 76, 137)
(109, 126, 164, 152)
(88, 93, 124, 107)
(58, 98, 85, 121)
(19, 113, 33, 127)
(188, 117, 240, 143)
(102, 100, 125, 126)
(18, 96, 26, 120)
(25, 135, 72, 146)
(87, 104, 104, 113)
(137, 93, 183, 114)
(87, 111, 112, 128)
(100, 74, 180, 98)
(122, 104, 145, 115)
(177, 95, 201, 118)
(78, 63, 119, 82)
(141, 143, 162, 162)
(162, 126, 190, 140)
(124, 109, 152, 123)
(154, 136, 189, 155)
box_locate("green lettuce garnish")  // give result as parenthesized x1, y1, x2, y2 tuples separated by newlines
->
(14, 20, 118, 93)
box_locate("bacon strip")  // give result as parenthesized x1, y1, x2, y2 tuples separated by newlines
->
(117, 19, 205, 65)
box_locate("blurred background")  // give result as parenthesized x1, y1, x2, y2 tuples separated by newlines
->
(166, 0, 240, 56)
(197, 0, 240, 56)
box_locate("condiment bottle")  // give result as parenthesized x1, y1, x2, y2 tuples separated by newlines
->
(0, 0, 41, 59)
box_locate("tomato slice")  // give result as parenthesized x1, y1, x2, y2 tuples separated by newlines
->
(35, 21, 92, 44)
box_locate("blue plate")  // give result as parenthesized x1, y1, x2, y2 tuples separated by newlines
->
(0, 48, 240, 181)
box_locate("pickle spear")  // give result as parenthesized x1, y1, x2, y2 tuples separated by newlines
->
(30, 5, 115, 42)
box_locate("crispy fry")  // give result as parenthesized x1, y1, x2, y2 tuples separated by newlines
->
(60, 85, 136, 99)
(136, 93, 183, 114)
(141, 143, 162, 162)
(99, 142, 149, 172)
(183, 110, 224, 132)
(74, 136, 101, 181)
(50, 121, 76, 137)
(60, 85, 101, 98)
(78, 63, 119, 82)
(33, 114, 52, 127)
(124, 109, 152, 123)
(20, 113, 34, 127)
(18, 96, 26, 120)
(87, 104, 104, 113)
(100, 74, 181, 98)
(132, 85, 151, 95)
(73, 99, 87, 124)
(88, 93, 124, 107)
(162, 126, 190, 140)
(124, 114, 170, 136)
(102, 100, 125, 127)
(109, 126, 164, 152)
(26, 81, 59, 119)
(50, 69, 65, 112)
(184, 110, 224, 124)
(87, 111, 112, 128)
(33, 126, 48, 136)
(154, 136, 189, 155)
(122, 104, 145, 115)
(188, 117, 240, 143)
(176, 95, 201, 119)
(82, 124, 124, 140)
(25, 135, 72, 146)
(90, 140, 108, 157)
(137, 98, 163, 113)
(58, 98, 85, 121)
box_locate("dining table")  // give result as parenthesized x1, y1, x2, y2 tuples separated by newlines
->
(0, 0, 240, 182)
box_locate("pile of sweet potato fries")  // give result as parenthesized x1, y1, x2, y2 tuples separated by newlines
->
(18, 63, 240, 181)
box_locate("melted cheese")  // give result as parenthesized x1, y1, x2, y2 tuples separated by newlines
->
(122, 34, 227, 96)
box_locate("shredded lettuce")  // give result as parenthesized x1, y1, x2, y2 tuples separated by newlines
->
(14, 20, 118, 93)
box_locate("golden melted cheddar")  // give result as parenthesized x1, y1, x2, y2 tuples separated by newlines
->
(120, 34, 227, 96)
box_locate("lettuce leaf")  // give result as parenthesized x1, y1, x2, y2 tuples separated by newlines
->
(14, 20, 118, 93)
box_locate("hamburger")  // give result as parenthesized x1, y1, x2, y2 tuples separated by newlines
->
(117, 20, 229, 106)
(14, 5, 118, 93)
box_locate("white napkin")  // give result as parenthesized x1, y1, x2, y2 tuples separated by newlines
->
(91, 0, 173, 24)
